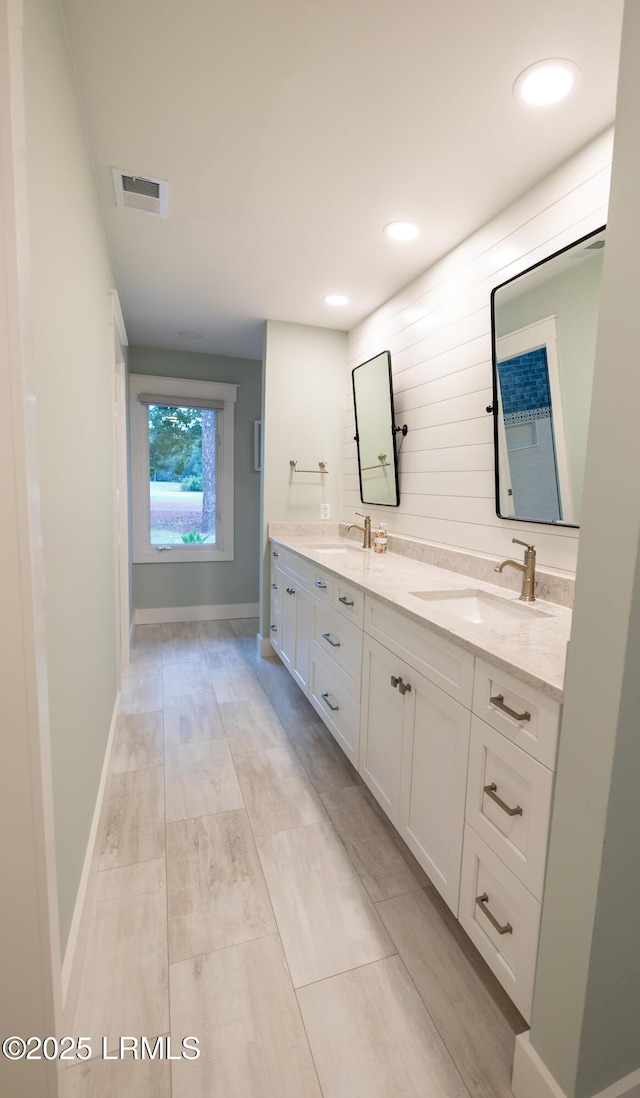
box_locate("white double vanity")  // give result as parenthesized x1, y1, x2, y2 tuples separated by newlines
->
(268, 526, 571, 1023)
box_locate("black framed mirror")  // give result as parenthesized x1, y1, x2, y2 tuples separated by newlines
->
(352, 350, 401, 507)
(490, 225, 605, 527)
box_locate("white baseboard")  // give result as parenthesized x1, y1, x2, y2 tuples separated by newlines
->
(257, 633, 275, 658)
(134, 602, 259, 625)
(513, 1033, 640, 1098)
(597, 1071, 640, 1098)
(60, 691, 121, 1032)
(512, 1034, 567, 1098)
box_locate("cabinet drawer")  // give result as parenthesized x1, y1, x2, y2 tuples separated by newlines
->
(281, 548, 312, 581)
(271, 545, 314, 584)
(270, 543, 284, 568)
(309, 566, 334, 603)
(309, 650, 360, 767)
(472, 659, 560, 769)
(466, 717, 553, 899)
(332, 578, 365, 629)
(310, 602, 362, 698)
(269, 608, 281, 654)
(269, 571, 283, 616)
(364, 596, 474, 707)
(459, 826, 541, 1022)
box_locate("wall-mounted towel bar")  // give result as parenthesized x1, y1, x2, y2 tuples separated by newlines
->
(360, 453, 391, 471)
(289, 460, 329, 474)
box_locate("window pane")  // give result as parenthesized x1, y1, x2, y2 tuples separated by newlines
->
(148, 404, 217, 545)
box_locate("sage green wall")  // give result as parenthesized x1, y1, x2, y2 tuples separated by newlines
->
(530, 3, 640, 1093)
(24, 0, 118, 952)
(129, 346, 262, 610)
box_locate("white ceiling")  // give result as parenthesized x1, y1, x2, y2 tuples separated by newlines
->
(59, 0, 624, 361)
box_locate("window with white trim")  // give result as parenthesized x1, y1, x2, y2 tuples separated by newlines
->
(130, 374, 237, 563)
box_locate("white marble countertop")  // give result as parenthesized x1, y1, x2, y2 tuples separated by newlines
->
(269, 531, 571, 702)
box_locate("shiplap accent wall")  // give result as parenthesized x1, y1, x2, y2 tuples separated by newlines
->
(344, 130, 613, 576)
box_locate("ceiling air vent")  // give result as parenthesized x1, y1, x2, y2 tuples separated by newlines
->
(112, 169, 168, 218)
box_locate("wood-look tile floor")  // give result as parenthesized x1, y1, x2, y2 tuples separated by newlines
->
(63, 619, 526, 1097)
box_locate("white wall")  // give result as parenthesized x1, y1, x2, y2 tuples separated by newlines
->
(24, 0, 118, 954)
(526, 2, 640, 1093)
(260, 320, 347, 634)
(345, 131, 613, 575)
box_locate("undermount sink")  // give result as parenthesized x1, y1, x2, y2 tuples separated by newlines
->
(312, 543, 360, 554)
(410, 589, 550, 624)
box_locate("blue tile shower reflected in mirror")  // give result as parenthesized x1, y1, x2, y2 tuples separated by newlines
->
(490, 225, 606, 526)
(352, 350, 406, 507)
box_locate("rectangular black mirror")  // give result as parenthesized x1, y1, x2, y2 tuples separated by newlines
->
(490, 225, 605, 527)
(352, 350, 401, 507)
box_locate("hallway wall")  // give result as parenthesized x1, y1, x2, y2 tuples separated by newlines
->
(24, 0, 118, 953)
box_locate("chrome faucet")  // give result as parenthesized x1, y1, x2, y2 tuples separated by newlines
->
(494, 538, 537, 602)
(345, 512, 372, 549)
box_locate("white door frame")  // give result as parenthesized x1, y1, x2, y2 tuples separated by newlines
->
(497, 316, 574, 523)
(109, 290, 130, 675)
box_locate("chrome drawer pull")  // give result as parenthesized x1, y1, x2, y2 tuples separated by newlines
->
(270, 625, 277, 632)
(483, 782, 523, 817)
(390, 675, 402, 689)
(398, 681, 412, 695)
(314, 580, 328, 589)
(271, 583, 279, 589)
(322, 632, 340, 647)
(338, 595, 354, 606)
(490, 694, 531, 723)
(272, 551, 279, 558)
(476, 893, 513, 935)
(286, 586, 296, 595)
(321, 692, 339, 712)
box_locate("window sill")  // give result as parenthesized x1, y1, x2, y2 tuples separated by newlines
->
(133, 546, 234, 564)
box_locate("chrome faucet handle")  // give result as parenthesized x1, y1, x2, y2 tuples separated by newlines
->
(512, 537, 536, 552)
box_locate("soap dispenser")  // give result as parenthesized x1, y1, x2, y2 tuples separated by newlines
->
(373, 524, 387, 554)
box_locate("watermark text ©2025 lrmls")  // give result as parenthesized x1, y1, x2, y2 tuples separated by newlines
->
(2, 1035, 200, 1062)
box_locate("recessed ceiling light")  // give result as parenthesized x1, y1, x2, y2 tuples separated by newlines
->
(514, 59, 581, 107)
(178, 329, 203, 340)
(384, 221, 420, 242)
(323, 294, 349, 306)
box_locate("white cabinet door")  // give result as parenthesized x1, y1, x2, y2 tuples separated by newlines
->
(280, 575, 296, 672)
(292, 586, 310, 694)
(399, 665, 471, 915)
(281, 579, 309, 694)
(360, 635, 406, 825)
